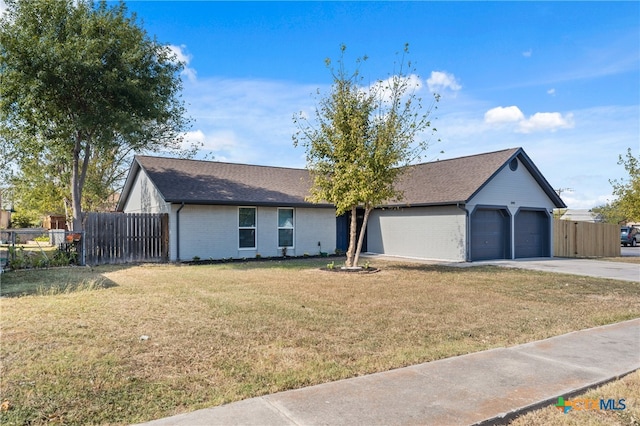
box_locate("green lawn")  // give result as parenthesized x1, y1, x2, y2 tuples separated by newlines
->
(1, 259, 639, 425)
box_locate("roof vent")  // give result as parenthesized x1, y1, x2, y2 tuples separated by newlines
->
(509, 158, 518, 171)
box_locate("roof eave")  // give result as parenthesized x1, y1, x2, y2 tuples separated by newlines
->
(375, 201, 466, 209)
(164, 199, 335, 209)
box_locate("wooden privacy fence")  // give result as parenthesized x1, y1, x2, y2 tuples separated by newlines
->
(84, 213, 169, 265)
(553, 219, 620, 258)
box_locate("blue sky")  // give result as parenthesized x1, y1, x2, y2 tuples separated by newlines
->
(4, 1, 639, 209)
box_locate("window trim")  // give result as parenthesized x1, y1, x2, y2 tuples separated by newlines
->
(277, 207, 295, 249)
(238, 206, 257, 250)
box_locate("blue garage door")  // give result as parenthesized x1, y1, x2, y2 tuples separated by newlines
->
(515, 210, 550, 258)
(470, 208, 510, 261)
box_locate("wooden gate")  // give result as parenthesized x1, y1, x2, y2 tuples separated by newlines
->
(553, 219, 620, 258)
(84, 213, 169, 265)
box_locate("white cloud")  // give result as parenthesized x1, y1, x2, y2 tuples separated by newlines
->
(366, 74, 424, 103)
(517, 112, 575, 133)
(484, 106, 525, 124)
(182, 129, 240, 152)
(168, 44, 197, 82)
(547, 88, 556, 96)
(180, 76, 321, 166)
(427, 71, 462, 93)
(561, 193, 614, 210)
(483, 106, 574, 133)
(522, 49, 532, 58)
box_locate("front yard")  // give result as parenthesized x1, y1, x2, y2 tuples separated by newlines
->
(1, 259, 639, 425)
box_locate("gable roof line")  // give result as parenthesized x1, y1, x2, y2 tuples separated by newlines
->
(125, 155, 331, 208)
(411, 147, 520, 167)
(116, 158, 141, 212)
(442, 148, 565, 207)
(464, 149, 521, 203)
(516, 149, 566, 207)
(463, 148, 565, 207)
(117, 147, 566, 211)
(135, 155, 308, 173)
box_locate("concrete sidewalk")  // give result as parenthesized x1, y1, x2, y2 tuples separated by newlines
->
(139, 319, 640, 426)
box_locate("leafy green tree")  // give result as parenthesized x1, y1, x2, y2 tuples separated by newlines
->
(294, 44, 439, 267)
(0, 0, 192, 231)
(610, 148, 640, 223)
(592, 201, 626, 225)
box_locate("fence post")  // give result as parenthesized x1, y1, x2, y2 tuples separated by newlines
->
(161, 213, 169, 261)
(80, 230, 86, 266)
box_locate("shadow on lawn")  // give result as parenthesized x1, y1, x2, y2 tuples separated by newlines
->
(0, 265, 126, 298)
(381, 263, 501, 274)
(185, 255, 347, 271)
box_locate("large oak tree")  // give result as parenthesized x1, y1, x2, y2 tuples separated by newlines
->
(0, 0, 192, 231)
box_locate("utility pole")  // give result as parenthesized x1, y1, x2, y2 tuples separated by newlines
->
(555, 188, 573, 197)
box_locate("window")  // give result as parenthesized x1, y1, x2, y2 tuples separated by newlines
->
(278, 208, 294, 248)
(239, 207, 256, 249)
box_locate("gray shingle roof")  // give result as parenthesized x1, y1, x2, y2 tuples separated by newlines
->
(118, 147, 565, 210)
(133, 156, 325, 207)
(394, 147, 520, 205)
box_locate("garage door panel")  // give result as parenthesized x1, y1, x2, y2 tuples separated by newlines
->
(471, 208, 509, 261)
(515, 210, 549, 258)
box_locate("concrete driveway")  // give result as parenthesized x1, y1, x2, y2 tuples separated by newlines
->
(622, 246, 640, 257)
(362, 253, 639, 282)
(474, 257, 640, 282)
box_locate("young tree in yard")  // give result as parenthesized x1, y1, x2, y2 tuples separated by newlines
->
(610, 148, 640, 222)
(0, 0, 192, 231)
(293, 44, 439, 268)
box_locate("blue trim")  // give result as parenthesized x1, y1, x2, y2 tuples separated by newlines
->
(469, 205, 512, 261)
(513, 207, 552, 258)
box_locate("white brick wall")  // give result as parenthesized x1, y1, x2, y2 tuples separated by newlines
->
(122, 169, 169, 214)
(169, 205, 336, 261)
(295, 207, 337, 256)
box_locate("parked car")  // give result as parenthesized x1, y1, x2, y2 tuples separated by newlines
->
(620, 226, 640, 247)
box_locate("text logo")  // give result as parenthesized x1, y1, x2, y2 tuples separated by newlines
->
(555, 396, 626, 414)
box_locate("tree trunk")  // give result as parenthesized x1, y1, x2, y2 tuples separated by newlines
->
(345, 206, 358, 267)
(353, 206, 372, 267)
(71, 162, 83, 231)
(63, 197, 72, 231)
(71, 135, 91, 232)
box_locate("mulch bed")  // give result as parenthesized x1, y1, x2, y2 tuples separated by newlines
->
(320, 266, 380, 274)
(182, 254, 343, 266)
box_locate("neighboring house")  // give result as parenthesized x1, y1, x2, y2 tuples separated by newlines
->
(117, 147, 566, 262)
(559, 209, 604, 223)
